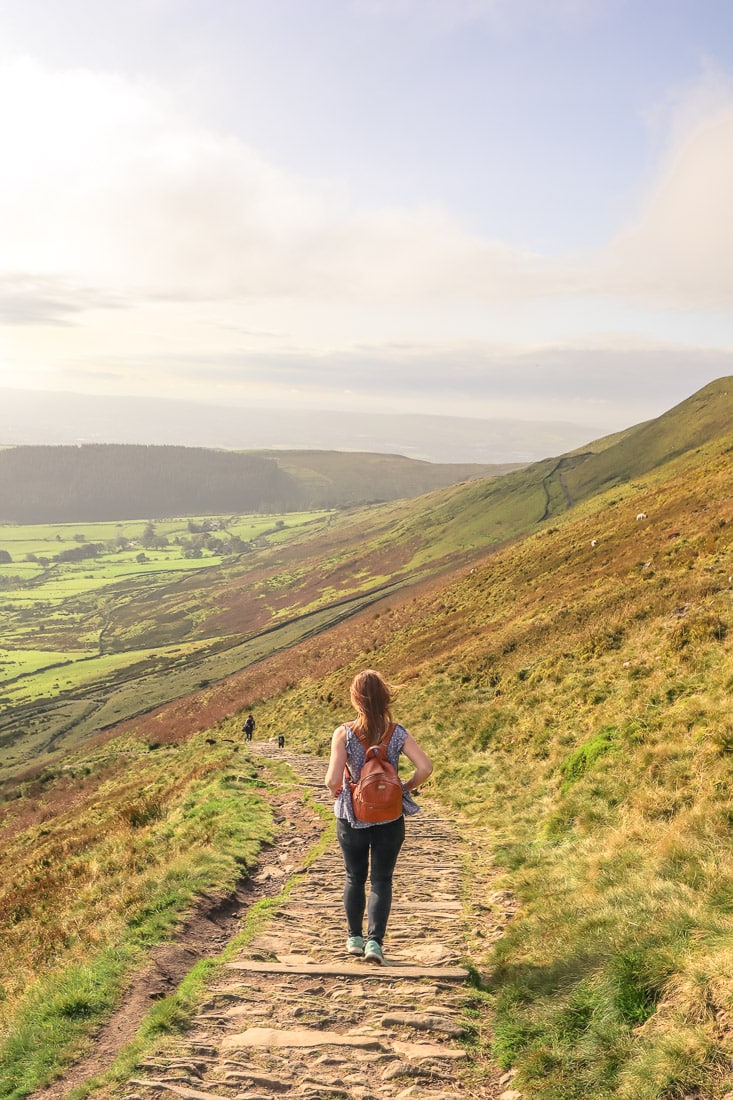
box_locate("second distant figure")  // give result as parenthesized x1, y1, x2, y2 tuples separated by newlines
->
(324, 669, 433, 965)
(243, 714, 256, 741)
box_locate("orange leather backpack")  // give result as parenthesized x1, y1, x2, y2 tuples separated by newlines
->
(346, 723, 404, 824)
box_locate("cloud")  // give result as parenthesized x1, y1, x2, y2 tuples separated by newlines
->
(594, 105, 733, 310)
(0, 58, 328, 298)
(65, 340, 731, 430)
(643, 60, 733, 158)
(0, 54, 731, 355)
(0, 56, 543, 308)
(0, 274, 120, 326)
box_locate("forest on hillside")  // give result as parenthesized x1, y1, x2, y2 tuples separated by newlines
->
(0, 446, 302, 522)
(0, 444, 494, 522)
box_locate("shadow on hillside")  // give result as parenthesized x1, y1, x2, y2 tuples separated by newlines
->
(486, 950, 607, 999)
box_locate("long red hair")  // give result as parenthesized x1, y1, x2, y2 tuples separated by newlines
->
(350, 669, 394, 747)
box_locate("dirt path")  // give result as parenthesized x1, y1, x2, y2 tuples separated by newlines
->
(45, 740, 512, 1100)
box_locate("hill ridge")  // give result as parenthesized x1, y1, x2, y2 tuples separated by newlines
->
(0, 443, 511, 522)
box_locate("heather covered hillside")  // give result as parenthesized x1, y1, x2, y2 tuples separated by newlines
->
(3, 380, 730, 779)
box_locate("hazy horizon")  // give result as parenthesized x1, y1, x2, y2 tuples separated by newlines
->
(0, 385, 609, 464)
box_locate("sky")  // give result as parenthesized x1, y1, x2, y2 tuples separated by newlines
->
(0, 0, 732, 438)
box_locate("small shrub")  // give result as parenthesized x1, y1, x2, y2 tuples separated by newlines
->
(492, 1016, 539, 1069)
(476, 709, 513, 749)
(710, 722, 733, 754)
(669, 613, 727, 652)
(122, 800, 164, 829)
(543, 809, 575, 840)
(559, 728, 617, 792)
(609, 949, 664, 1026)
(581, 626, 625, 657)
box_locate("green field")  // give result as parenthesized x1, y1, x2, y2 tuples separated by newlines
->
(0, 512, 330, 587)
(0, 512, 329, 568)
(0, 510, 335, 767)
(3, 484, 544, 778)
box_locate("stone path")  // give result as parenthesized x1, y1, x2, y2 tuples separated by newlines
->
(122, 741, 506, 1100)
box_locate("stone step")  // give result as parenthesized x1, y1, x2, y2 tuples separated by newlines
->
(218, 1025, 468, 1061)
(226, 960, 469, 981)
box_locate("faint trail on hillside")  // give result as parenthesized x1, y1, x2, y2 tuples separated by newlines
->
(540, 456, 576, 521)
(119, 741, 506, 1100)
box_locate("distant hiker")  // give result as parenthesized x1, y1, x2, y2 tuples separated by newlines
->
(243, 714, 255, 741)
(277, 734, 285, 749)
(324, 669, 433, 966)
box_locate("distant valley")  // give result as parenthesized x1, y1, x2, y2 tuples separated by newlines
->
(1, 377, 730, 774)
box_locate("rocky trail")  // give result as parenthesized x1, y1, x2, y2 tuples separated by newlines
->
(53, 740, 513, 1100)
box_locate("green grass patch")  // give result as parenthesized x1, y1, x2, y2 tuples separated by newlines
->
(0, 953, 130, 1100)
(558, 727, 619, 793)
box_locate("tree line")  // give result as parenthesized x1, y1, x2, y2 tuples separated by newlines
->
(0, 445, 303, 522)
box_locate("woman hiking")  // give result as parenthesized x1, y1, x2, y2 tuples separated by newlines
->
(324, 669, 433, 965)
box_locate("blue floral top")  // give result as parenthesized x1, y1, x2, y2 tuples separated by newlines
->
(334, 721, 421, 828)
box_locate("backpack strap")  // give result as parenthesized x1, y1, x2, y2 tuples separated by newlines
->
(375, 722, 396, 753)
(344, 722, 396, 783)
(353, 722, 396, 752)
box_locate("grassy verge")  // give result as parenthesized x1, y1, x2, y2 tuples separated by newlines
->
(404, 609, 732, 1096)
(0, 735, 276, 1100)
(61, 793, 335, 1100)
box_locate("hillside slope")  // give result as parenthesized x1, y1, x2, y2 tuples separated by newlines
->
(1, 384, 732, 1098)
(396, 376, 733, 561)
(240, 430, 733, 1100)
(3, 378, 732, 776)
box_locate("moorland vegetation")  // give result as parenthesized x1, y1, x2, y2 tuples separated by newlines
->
(0, 377, 732, 1100)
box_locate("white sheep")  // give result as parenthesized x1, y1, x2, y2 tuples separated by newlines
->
(636, 512, 647, 521)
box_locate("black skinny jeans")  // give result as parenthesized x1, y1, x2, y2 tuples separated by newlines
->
(336, 815, 405, 944)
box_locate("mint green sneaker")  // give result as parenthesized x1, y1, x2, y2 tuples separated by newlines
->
(364, 939, 385, 965)
(346, 935, 365, 956)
